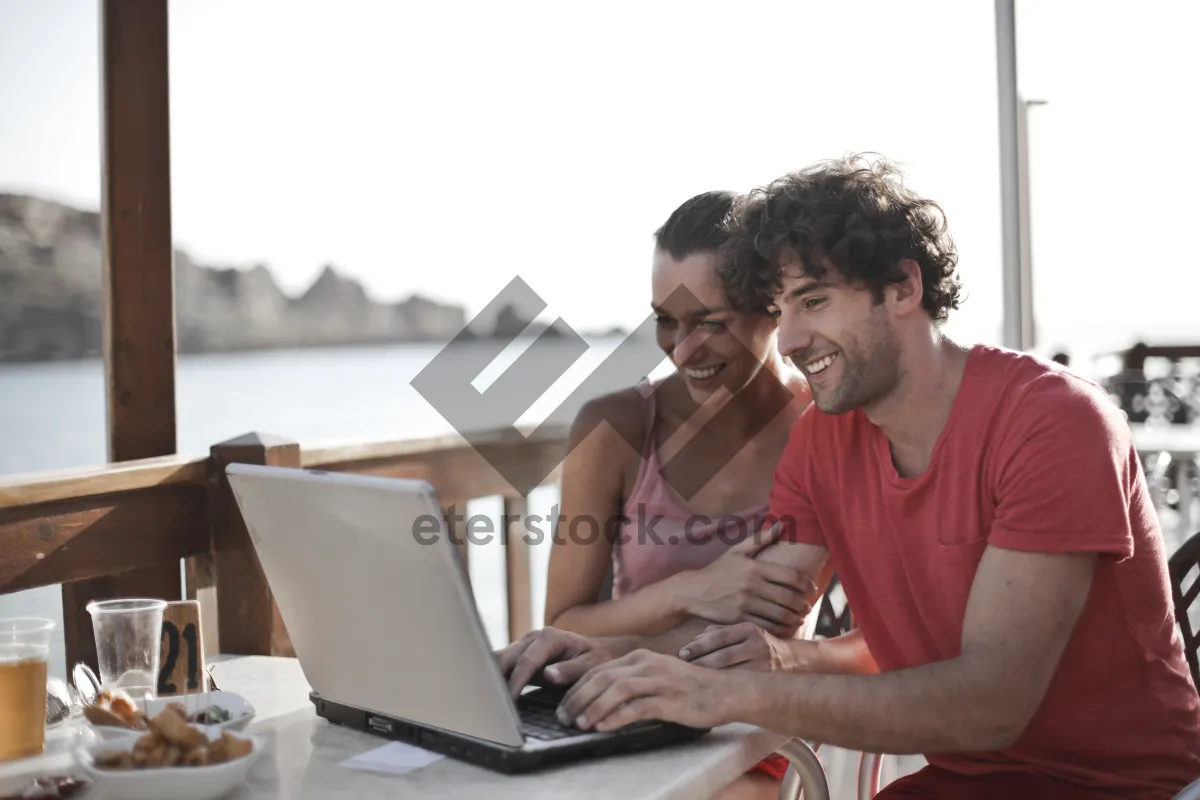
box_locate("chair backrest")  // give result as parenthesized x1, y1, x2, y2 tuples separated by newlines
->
(814, 573, 854, 639)
(1168, 531, 1200, 688)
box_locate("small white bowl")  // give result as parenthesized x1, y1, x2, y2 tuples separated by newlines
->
(74, 728, 264, 800)
(91, 692, 256, 740)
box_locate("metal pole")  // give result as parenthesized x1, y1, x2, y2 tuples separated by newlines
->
(1017, 98, 1045, 351)
(995, 0, 1024, 350)
(1017, 98, 1034, 351)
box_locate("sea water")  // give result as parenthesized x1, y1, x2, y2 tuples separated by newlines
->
(0, 340, 611, 679)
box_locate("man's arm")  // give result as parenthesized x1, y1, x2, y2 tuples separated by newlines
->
(793, 628, 878, 675)
(682, 623, 878, 675)
(734, 546, 1095, 752)
(564, 545, 1095, 753)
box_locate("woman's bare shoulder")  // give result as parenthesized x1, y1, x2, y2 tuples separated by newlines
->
(569, 384, 652, 451)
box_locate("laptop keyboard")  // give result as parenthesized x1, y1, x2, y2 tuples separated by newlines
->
(517, 687, 582, 741)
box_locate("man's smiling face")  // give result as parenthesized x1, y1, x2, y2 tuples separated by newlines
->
(768, 257, 902, 416)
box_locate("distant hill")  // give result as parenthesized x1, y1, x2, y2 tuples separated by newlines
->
(0, 193, 620, 363)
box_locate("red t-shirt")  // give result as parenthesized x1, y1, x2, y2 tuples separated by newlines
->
(771, 344, 1200, 798)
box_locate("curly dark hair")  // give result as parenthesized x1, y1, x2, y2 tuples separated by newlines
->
(718, 154, 964, 324)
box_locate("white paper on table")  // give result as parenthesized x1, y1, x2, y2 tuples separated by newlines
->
(339, 742, 446, 775)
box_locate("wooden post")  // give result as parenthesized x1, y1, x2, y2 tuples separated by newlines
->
(444, 502, 471, 594)
(504, 495, 532, 642)
(99, 0, 176, 463)
(209, 433, 300, 656)
(62, 0, 180, 673)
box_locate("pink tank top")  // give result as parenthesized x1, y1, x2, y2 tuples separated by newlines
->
(611, 387, 770, 598)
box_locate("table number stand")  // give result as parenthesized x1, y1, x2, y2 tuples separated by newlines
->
(157, 599, 208, 697)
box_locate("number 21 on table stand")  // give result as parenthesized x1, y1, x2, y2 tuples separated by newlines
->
(157, 600, 206, 697)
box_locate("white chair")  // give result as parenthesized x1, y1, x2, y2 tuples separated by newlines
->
(770, 742, 875, 800)
(1175, 779, 1200, 800)
(772, 739, 831, 800)
(856, 752, 884, 798)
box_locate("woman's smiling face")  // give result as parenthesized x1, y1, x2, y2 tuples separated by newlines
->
(651, 248, 779, 403)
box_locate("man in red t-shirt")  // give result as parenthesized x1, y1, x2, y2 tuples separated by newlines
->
(497, 155, 1200, 799)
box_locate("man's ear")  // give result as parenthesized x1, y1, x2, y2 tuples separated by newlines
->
(888, 259, 924, 315)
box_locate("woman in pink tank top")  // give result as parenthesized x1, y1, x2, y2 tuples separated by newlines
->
(543, 191, 812, 798)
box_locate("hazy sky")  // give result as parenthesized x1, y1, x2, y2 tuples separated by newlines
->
(2, 0, 1197, 366)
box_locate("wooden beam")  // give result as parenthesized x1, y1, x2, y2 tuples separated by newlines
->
(300, 425, 569, 469)
(305, 438, 568, 512)
(63, 0, 181, 673)
(0, 455, 207, 510)
(210, 434, 300, 657)
(504, 496, 532, 643)
(0, 485, 209, 595)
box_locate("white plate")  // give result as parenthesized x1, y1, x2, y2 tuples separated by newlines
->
(74, 728, 264, 800)
(90, 692, 256, 740)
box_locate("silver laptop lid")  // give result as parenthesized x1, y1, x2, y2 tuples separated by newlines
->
(224, 463, 525, 747)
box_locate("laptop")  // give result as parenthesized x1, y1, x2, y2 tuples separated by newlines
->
(223, 463, 709, 773)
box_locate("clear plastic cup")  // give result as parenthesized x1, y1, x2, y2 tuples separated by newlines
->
(0, 617, 54, 761)
(86, 599, 167, 703)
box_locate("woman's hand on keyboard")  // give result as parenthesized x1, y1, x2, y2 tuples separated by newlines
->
(496, 627, 637, 699)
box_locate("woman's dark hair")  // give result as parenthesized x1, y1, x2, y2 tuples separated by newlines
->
(654, 190, 738, 261)
(718, 154, 964, 323)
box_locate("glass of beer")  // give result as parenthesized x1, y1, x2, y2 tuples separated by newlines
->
(0, 617, 54, 762)
(86, 599, 167, 703)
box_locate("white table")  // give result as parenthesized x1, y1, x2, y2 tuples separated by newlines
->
(0, 655, 799, 800)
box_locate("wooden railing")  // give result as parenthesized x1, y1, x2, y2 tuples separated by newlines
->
(0, 426, 569, 672)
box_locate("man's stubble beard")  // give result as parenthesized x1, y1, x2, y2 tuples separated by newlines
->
(816, 312, 902, 416)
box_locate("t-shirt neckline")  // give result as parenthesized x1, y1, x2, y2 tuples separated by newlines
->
(874, 343, 982, 488)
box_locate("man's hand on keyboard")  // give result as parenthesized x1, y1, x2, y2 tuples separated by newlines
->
(496, 627, 637, 700)
(556, 649, 741, 732)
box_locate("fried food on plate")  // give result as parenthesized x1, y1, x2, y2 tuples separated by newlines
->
(145, 703, 207, 750)
(82, 689, 147, 730)
(93, 705, 254, 771)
